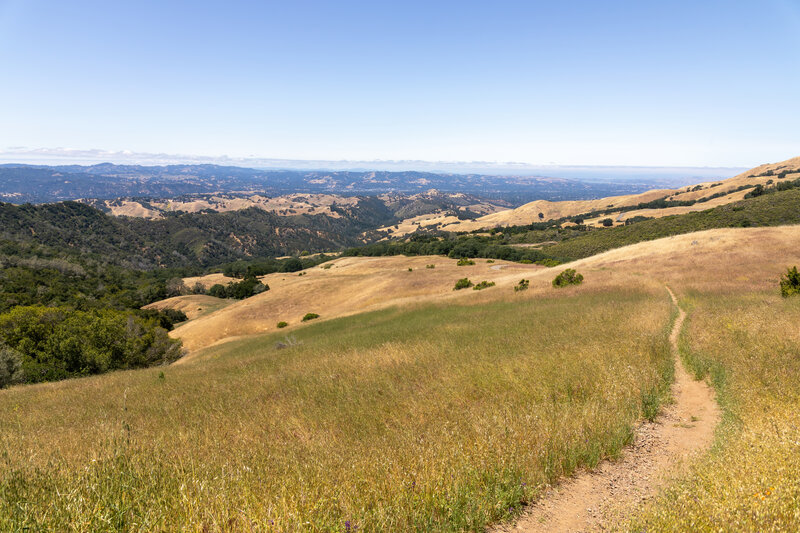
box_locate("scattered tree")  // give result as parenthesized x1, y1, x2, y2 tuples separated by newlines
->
(601, 218, 614, 227)
(165, 277, 188, 297)
(780, 266, 800, 297)
(208, 284, 228, 298)
(0, 344, 24, 389)
(552, 268, 584, 288)
(280, 258, 304, 273)
(453, 278, 473, 290)
(514, 279, 530, 292)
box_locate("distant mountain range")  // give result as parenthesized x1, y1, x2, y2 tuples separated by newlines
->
(0, 163, 683, 204)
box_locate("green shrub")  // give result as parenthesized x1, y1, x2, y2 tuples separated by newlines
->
(426, 264, 436, 269)
(208, 284, 228, 298)
(601, 218, 614, 227)
(473, 281, 495, 290)
(457, 258, 475, 266)
(486, 259, 494, 263)
(302, 313, 320, 322)
(408, 268, 413, 272)
(552, 268, 584, 288)
(536, 258, 561, 267)
(453, 278, 473, 290)
(280, 258, 304, 273)
(277, 321, 288, 328)
(780, 266, 800, 297)
(0, 306, 183, 384)
(514, 279, 530, 292)
(161, 308, 188, 325)
(0, 344, 24, 389)
(322, 264, 332, 270)
(519, 259, 533, 264)
(226, 277, 269, 299)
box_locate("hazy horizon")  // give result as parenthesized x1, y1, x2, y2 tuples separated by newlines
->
(0, 147, 748, 185)
(1, 1, 798, 168)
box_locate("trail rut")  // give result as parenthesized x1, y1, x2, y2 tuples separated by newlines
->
(493, 287, 720, 532)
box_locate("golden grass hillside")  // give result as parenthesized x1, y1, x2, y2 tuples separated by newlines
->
(3, 225, 800, 530)
(165, 225, 800, 356)
(0, 280, 674, 531)
(439, 156, 800, 231)
(168, 256, 546, 354)
(143, 294, 232, 321)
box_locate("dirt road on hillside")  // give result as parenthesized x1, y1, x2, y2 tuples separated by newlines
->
(492, 287, 720, 532)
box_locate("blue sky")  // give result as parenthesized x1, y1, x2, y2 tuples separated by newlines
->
(1, 0, 798, 167)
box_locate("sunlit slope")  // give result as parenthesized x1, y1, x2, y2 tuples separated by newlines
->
(102, 193, 361, 219)
(169, 256, 545, 354)
(143, 294, 232, 320)
(2, 226, 800, 530)
(167, 225, 800, 355)
(0, 283, 673, 531)
(440, 156, 800, 231)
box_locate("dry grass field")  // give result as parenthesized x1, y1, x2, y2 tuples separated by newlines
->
(2, 224, 800, 530)
(627, 290, 800, 531)
(167, 226, 800, 356)
(143, 294, 232, 321)
(0, 283, 673, 531)
(169, 256, 547, 354)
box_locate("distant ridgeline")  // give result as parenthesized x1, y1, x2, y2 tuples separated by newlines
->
(0, 163, 655, 203)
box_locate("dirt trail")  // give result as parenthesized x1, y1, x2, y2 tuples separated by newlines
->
(493, 287, 720, 532)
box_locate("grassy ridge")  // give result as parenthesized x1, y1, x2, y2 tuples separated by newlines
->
(0, 289, 672, 531)
(631, 290, 800, 530)
(543, 188, 800, 261)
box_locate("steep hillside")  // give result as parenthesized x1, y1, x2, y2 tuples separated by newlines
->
(0, 201, 387, 269)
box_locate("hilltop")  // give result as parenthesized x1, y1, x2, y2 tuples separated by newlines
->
(431, 156, 800, 232)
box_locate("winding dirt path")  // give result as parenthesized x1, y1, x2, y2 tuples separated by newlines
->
(493, 287, 720, 532)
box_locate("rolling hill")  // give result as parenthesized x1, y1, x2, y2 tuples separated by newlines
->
(3, 223, 800, 530)
(157, 224, 800, 356)
(436, 156, 800, 231)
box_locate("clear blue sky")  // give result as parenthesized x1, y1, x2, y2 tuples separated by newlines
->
(1, 0, 798, 167)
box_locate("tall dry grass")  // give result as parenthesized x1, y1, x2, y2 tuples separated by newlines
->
(0, 288, 672, 531)
(629, 289, 800, 531)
